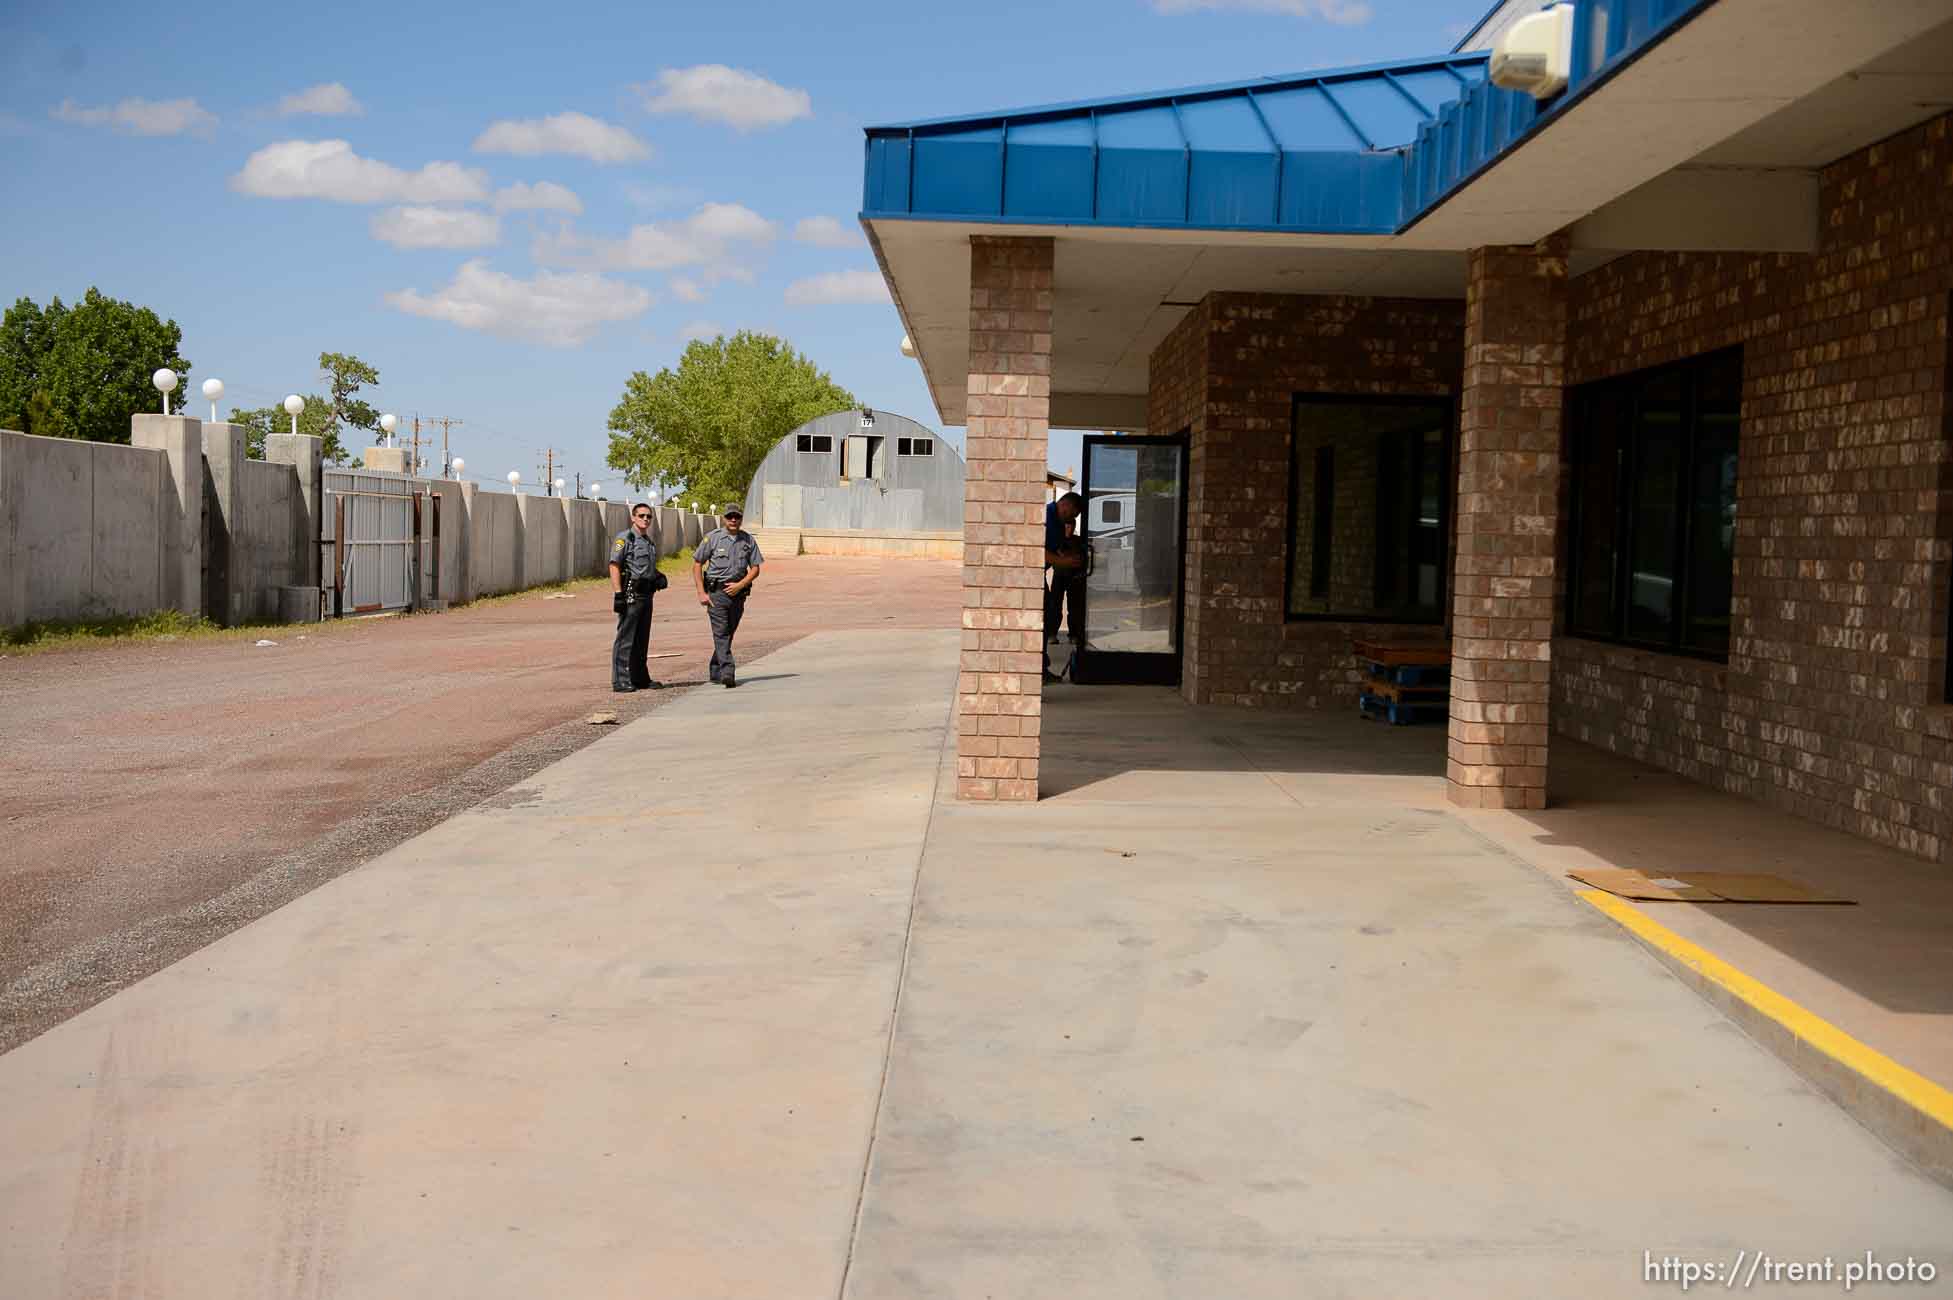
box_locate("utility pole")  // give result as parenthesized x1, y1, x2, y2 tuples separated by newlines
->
(406, 416, 431, 478)
(574, 471, 583, 499)
(538, 447, 566, 497)
(418, 415, 464, 477)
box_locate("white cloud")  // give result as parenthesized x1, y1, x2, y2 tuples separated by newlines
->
(52, 96, 216, 137)
(371, 206, 500, 249)
(1152, 0, 1370, 21)
(784, 270, 891, 307)
(278, 82, 363, 117)
(678, 320, 724, 342)
(232, 140, 488, 203)
(623, 181, 701, 212)
(385, 260, 652, 347)
(472, 111, 648, 164)
(670, 277, 706, 303)
(493, 181, 583, 214)
(534, 202, 777, 280)
(635, 65, 812, 130)
(793, 216, 861, 248)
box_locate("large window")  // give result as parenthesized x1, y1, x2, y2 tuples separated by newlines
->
(1287, 396, 1451, 622)
(1568, 348, 1740, 659)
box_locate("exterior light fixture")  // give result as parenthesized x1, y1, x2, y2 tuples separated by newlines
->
(379, 412, 398, 447)
(283, 394, 305, 435)
(507, 470, 521, 489)
(451, 457, 466, 478)
(152, 368, 178, 415)
(201, 377, 224, 421)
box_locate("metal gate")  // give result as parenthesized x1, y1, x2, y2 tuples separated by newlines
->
(321, 468, 439, 616)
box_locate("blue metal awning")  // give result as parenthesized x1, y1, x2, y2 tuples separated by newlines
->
(862, 0, 1718, 239)
(862, 55, 1491, 237)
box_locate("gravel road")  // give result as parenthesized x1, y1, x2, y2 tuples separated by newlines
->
(0, 554, 961, 1054)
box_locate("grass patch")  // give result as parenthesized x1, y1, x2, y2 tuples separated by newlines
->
(0, 609, 290, 655)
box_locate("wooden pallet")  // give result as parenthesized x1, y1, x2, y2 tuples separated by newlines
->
(1358, 692, 1449, 726)
(1360, 660, 1451, 688)
(1362, 676, 1449, 704)
(1350, 639, 1451, 668)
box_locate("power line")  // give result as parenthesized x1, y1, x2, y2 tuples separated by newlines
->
(416, 415, 463, 477)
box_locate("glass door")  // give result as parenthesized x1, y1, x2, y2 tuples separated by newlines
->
(1071, 434, 1187, 686)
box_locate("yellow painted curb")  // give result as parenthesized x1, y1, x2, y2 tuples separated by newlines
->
(1576, 888, 1953, 1134)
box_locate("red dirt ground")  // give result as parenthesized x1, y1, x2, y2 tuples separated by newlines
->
(0, 555, 961, 1052)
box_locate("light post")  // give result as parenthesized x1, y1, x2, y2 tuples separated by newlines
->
(283, 394, 305, 436)
(451, 456, 466, 481)
(152, 368, 178, 415)
(379, 412, 398, 447)
(201, 378, 224, 422)
(553, 477, 565, 498)
(506, 470, 521, 493)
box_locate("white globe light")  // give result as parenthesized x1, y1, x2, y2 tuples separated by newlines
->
(152, 368, 178, 394)
(507, 470, 521, 486)
(451, 457, 465, 475)
(553, 477, 565, 490)
(591, 483, 603, 498)
(201, 378, 224, 401)
(283, 394, 305, 416)
(379, 413, 398, 435)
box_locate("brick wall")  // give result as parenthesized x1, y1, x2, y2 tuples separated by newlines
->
(1149, 293, 1463, 708)
(1559, 113, 1953, 861)
(958, 236, 1053, 801)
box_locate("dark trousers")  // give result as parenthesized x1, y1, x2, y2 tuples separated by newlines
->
(1043, 574, 1079, 669)
(707, 589, 747, 681)
(612, 593, 654, 688)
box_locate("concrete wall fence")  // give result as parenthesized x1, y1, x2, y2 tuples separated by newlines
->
(0, 415, 720, 628)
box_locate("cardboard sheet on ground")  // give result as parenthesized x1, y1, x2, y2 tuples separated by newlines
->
(1569, 868, 1853, 904)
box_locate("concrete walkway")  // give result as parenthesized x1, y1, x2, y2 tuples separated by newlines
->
(2, 631, 1948, 1298)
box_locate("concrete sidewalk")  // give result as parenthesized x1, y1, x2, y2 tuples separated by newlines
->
(0, 631, 953, 1299)
(2, 631, 1949, 1299)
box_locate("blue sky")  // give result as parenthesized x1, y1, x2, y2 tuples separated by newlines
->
(0, 0, 1476, 497)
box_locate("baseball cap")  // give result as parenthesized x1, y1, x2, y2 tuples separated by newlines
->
(724, 506, 744, 518)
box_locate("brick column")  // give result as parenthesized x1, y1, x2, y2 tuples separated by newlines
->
(1447, 237, 1568, 810)
(958, 235, 1053, 801)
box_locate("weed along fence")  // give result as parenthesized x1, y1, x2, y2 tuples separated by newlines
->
(0, 417, 721, 630)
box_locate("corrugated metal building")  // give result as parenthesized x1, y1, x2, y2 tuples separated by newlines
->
(741, 409, 965, 558)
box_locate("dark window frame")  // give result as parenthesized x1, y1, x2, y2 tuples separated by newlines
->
(796, 433, 834, 454)
(1566, 346, 1741, 663)
(1283, 392, 1454, 625)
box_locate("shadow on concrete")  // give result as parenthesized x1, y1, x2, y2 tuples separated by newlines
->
(1040, 683, 1953, 1078)
(1038, 684, 1446, 803)
(1505, 744, 1953, 1020)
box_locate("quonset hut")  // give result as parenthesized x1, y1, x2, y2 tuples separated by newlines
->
(740, 408, 964, 558)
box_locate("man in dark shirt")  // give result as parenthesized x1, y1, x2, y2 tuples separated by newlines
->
(1044, 491, 1085, 681)
(692, 506, 764, 688)
(609, 503, 664, 692)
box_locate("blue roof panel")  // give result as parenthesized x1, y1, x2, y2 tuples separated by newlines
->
(863, 53, 1487, 236)
(864, 0, 1720, 237)
(1254, 86, 1365, 151)
(1004, 125, 1092, 220)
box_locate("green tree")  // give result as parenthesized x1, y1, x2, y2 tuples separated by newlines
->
(228, 395, 344, 462)
(0, 290, 191, 443)
(606, 331, 855, 506)
(227, 351, 380, 464)
(318, 351, 382, 449)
